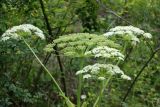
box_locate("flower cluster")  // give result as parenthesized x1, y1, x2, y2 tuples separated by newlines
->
(44, 33, 120, 57)
(54, 33, 119, 48)
(1, 24, 45, 41)
(104, 26, 152, 38)
(85, 46, 124, 60)
(76, 63, 131, 80)
(104, 26, 152, 45)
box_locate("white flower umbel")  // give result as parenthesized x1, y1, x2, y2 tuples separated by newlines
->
(1, 24, 45, 41)
(76, 63, 131, 80)
(108, 26, 145, 35)
(104, 26, 152, 45)
(85, 46, 124, 60)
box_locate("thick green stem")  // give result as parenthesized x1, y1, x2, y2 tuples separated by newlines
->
(93, 74, 112, 107)
(77, 59, 84, 107)
(23, 39, 74, 107)
(77, 74, 83, 107)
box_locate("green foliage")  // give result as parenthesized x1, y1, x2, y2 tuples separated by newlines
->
(75, 0, 99, 32)
(0, 73, 43, 106)
(0, 0, 160, 107)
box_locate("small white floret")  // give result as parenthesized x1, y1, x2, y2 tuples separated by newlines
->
(83, 74, 91, 79)
(104, 32, 114, 37)
(121, 74, 131, 80)
(143, 33, 152, 39)
(98, 77, 106, 80)
(81, 95, 87, 99)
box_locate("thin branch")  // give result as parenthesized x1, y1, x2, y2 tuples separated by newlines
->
(123, 47, 133, 62)
(107, 10, 132, 25)
(146, 41, 154, 53)
(52, 19, 78, 31)
(96, 0, 133, 25)
(122, 46, 160, 102)
(38, 0, 67, 95)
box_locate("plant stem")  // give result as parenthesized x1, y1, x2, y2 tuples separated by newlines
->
(93, 74, 112, 107)
(23, 39, 63, 94)
(77, 74, 83, 107)
(39, 0, 67, 96)
(23, 39, 74, 107)
(33, 53, 51, 88)
(77, 59, 84, 107)
(94, 80, 104, 107)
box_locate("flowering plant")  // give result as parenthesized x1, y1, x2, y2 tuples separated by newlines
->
(1, 24, 153, 107)
(104, 26, 152, 46)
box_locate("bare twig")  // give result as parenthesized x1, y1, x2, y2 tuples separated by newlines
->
(96, 0, 133, 25)
(122, 46, 160, 102)
(37, 0, 67, 95)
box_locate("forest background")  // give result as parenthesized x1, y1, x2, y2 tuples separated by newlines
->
(0, 0, 160, 107)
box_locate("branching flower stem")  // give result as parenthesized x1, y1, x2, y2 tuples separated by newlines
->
(93, 74, 112, 107)
(93, 43, 127, 107)
(23, 38, 74, 107)
(93, 54, 122, 107)
(122, 46, 160, 102)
